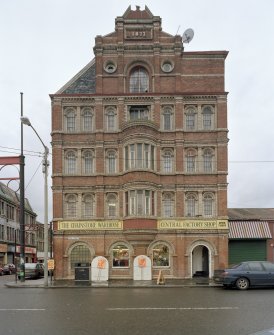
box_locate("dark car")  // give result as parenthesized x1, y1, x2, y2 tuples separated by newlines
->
(2, 264, 16, 275)
(213, 261, 274, 290)
(17, 263, 44, 280)
(0, 266, 3, 276)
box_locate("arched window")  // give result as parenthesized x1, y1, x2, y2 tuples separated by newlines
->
(106, 150, 117, 173)
(203, 193, 214, 217)
(152, 243, 170, 267)
(82, 150, 94, 174)
(65, 194, 77, 218)
(129, 66, 149, 93)
(65, 151, 77, 174)
(105, 107, 116, 131)
(162, 192, 175, 217)
(186, 149, 196, 173)
(202, 106, 213, 130)
(106, 193, 117, 217)
(70, 244, 91, 270)
(112, 244, 129, 267)
(203, 148, 214, 172)
(82, 194, 95, 218)
(185, 106, 197, 130)
(65, 108, 76, 132)
(162, 149, 174, 173)
(185, 193, 198, 217)
(81, 107, 93, 131)
(162, 106, 173, 130)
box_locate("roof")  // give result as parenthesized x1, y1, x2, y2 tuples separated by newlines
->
(56, 59, 96, 94)
(228, 208, 274, 221)
(229, 221, 272, 239)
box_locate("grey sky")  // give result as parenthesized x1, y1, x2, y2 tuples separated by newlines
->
(1, 0, 274, 221)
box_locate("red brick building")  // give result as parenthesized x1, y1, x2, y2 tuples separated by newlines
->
(51, 6, 229, 280)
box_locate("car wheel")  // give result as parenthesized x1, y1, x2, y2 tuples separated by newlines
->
(235, 277, 249, 290)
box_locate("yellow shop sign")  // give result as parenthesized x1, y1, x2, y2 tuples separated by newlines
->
(157, 219, 228, 230)
(58, 220, 123, 231)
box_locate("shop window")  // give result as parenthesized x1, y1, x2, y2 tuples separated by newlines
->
(153, 244, 169, 267)
(70, 244, 91, 270)
(112, 244, 129, 267)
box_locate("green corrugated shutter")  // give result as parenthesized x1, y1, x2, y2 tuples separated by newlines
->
(228, 240, 267, 266)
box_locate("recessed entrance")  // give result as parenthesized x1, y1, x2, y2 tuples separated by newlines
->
(192, 245, 209, 277)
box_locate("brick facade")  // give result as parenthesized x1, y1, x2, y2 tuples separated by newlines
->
(51, 6, 229, 280)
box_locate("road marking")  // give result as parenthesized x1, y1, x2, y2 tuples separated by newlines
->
(107, 307, 239, 311)
(0, 309, 45, 311)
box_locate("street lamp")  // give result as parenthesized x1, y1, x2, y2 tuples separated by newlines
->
(21, 116, 49, 286)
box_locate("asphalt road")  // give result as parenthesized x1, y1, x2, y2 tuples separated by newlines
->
(1, 275, 274, 335)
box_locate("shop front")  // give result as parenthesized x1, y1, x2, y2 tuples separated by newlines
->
(53, 219, 229, 280)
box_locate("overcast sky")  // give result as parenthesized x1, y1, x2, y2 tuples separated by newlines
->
(1, 0, 274, 222)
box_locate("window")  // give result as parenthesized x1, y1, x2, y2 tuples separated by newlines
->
(162, 106, 173, 130)
(203, 148, 214, 172)
(106, 193, 117, 217)
(203, 193, 214, 217)
(129, 106, 150, 121)
(112, 244, 129, 267)
(126, 190, 155, 216)
(153, 244, 169, 267)
(162, 192, 175, 217)
(185, 107, 197, 130)
(65, 194, 77, 218)
(202, 106, 213, 130)
(81, 108, 93, 131)
(129, 66, 149, 93)
(125, 143, 154, 170)
(65, 108, 76, 132)
(185, 193, 197, 217)
(82, 194, 95, 218)
(82, 150, 94, 174)
(162, 149, 174, 173)
(65, 151, 77, 174)
(186, 149, 196, 173)
(105, 107, 116, 131)
(106, 150, 117, 173)
(70, 244, 91, 270)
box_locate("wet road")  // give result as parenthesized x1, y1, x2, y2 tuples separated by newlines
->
(1, 275, 274, 335)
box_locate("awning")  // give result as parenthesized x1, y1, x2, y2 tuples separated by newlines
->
(229, 221, 272, 239)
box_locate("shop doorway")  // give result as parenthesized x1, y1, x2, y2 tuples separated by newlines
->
(192, 245, 209, 277)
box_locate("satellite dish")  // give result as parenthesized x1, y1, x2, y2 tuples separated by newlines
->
(182, 28, 194, 43)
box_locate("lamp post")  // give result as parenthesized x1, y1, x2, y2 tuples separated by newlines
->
(21, 116, 49, 286)
(19, 93, 25, 282)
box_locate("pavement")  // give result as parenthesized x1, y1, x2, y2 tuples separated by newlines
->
(5, 276, 221, 288)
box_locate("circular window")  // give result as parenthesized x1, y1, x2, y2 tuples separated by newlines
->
(104, 61, 117, 74)
(161, 61, 174, 73)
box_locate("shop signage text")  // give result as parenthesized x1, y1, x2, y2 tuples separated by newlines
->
(58, 221, 123, 231)
(157, 220, 228, 230)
